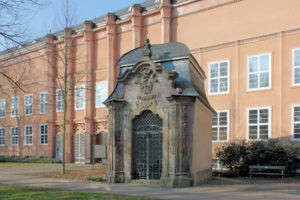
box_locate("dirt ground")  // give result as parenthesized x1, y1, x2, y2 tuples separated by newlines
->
(25, 167, 108, 181)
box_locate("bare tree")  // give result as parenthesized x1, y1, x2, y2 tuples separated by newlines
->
(0, 0, 48, 90)
(51, 0, 79, 174)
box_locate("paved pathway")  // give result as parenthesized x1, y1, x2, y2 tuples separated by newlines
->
(0, 164, 299, 200)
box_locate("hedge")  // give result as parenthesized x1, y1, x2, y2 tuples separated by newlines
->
(0, 156, 56, 163)
(216, 139, 300, 175)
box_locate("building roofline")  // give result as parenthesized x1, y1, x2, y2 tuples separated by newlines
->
(0, 0, 184, 60)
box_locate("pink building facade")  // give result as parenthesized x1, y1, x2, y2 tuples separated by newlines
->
(0, 0, 299, 163)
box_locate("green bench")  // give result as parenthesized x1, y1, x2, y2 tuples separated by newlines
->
(249, 165, 285, 182)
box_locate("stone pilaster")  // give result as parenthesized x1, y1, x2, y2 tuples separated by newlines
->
(131, 4, 143, 48)
(167, 96, 195, 187)
(46, 34, 57, 158)
(106, 101, 125, 183)
(106, 13, 117, 94)
(84, 21, 95, 163)
(64, 28, 75, 163)
(160, 0, 172, 43)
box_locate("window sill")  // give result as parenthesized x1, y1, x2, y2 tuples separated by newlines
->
(75, 108, 85, 111)
(291, 84, 300, 88)
(247, 87, 272, 93)
(212, 140, 228, 143)
(208, 92, 230, 96)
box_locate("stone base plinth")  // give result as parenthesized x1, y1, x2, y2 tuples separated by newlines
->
(107, 170, 125, 183)
(162, 175, 193, 188)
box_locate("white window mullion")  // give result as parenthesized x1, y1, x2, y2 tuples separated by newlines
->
(208, 60, 229, 95)
(212, 110, 229, 142)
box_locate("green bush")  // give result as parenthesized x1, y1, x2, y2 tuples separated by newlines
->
(216, 139, 300, 175)
(0, 156, 56, 163)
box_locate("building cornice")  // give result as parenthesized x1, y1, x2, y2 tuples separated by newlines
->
(191, 28, 300, 54)
(0, 0, 249, 61)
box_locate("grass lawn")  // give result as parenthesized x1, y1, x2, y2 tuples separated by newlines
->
(0, 184, 162, 200)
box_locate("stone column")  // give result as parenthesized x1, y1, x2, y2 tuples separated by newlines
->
(46, 34, 57, 158)
(131, 4, 143, 48)
(84, 21, 95, 164)
(160, 0, 172, 43)
(167, 96, 194, 187)
(64, 28, 75, 163)
(106, 13, 117, 94)
(106, 101, 125, 183)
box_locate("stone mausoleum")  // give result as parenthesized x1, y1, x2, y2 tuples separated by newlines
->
(104, 40, 215, 187)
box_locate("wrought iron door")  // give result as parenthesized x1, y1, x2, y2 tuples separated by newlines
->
(132, 110, 163, 180)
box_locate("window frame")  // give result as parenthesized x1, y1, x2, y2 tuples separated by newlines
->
(40, 91, 48, 114)
(292, 48, 300, 86)
(24, 94, 33, 116)
(40, 124, 48, 145)
(75, 85, 86, 110)
(0, 99, 6, 118)
(24, 125, 33, 146)
(95, 81, 108, 108)
(0, 127, 5, 146)
(208, 60, 230, 95)
(212, 110, 229, 143)
(247, 106, 271, 141)
(291, 104, 300, 141)
(11, 96, 19, 117)
(11, 127, 19, 146)
(247, 53, 272, 91)
(56, 89, 64, 112)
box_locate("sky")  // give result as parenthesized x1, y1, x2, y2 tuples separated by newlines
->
(26, 0, 146, 40)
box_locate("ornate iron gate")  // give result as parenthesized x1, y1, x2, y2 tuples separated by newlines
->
(132, 110, 163, 180)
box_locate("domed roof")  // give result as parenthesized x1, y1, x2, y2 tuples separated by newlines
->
(117, 42, 191, 66)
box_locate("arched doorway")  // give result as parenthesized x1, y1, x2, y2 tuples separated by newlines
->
(132, 110, 163, 180)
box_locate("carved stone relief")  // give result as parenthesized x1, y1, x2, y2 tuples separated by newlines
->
(73, 123, 85, 133)
(134, 66, 158, 109)
(56, 125, 62, 134)
(94, 121, 108, 133)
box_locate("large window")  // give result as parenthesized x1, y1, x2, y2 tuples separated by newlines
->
(25, 125, 33, 145)
(0, 128, 5, 146)
(40, 124, 48, 145)
(25, 94, 33, 115)
(248, 53, 271, 90)
(0, 99, 6, 118)
(11, 127, 18, 145)
(212, 110, 229, 142)
(292, 105, 300, 140)
(293, 48, 300, 86)
(75, 85, 85, 110)
(56, 89, 64, 112)
(40, 92, 48, 114)
(96, 81, 108, 107)
(208, 60, 229, 94)
(248, 107, 270, 140)
(11, 97, 19, 117)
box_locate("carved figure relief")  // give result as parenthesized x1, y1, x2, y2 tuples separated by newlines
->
(135, 67, 158, 96)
